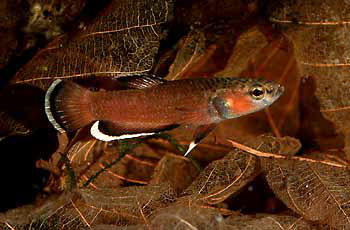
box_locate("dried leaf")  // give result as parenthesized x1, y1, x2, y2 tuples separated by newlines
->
(78, 143, 156, 189)
(80, 185, 176, 224)
(0, 111, 31, 140)
(224, 214, 322, 230)
(270, 0, 350, 154)
(215, 26, 268, 77)
(149, 153, 199, 195)
(165, 31, 208, 80)
(0, 185, 176, 229)
(150, 200, 230, 230)
(183, 135, 279, 204)
(12, 0, 172, 90)
(262, 150, 350, 228)
(94, 225, 146, 230)
(0, 192, 76, 229)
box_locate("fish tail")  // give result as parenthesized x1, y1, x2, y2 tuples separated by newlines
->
(45, 80, 94, 132)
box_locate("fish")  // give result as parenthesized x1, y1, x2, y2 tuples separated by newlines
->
(45, 76, 284, 156)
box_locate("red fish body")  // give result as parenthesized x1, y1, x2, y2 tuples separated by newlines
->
(45, 76, 283, 153)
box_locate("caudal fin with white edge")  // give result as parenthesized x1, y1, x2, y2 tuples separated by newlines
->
(45, 80, 95, 132)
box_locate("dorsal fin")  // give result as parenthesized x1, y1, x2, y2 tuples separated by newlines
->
(117, 75, 166, 89)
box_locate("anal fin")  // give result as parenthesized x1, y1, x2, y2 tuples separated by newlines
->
(90, 121, 155, 142)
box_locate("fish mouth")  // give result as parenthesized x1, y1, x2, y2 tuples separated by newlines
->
(270, 84, 284, 102)
(274, 85, 284, 99)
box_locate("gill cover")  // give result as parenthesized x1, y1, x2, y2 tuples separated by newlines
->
(212, 96, 235, 119)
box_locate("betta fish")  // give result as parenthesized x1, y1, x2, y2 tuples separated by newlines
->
(45, 76, 284, 156)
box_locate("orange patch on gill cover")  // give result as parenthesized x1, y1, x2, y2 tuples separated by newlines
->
(226, 93, 254, 114)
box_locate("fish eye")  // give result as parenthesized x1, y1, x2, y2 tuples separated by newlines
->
(249, 86, 265, 100)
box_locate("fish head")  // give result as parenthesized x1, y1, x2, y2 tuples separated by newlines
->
(211, 78, 284, 119)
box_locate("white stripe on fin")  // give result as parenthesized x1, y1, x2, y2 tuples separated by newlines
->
(45, 79, 66, 133)
(90, 121, 155, 142)
(184, 141, 198, 156)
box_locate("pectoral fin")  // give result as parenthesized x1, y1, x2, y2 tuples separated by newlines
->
(184, 123, 217, 156)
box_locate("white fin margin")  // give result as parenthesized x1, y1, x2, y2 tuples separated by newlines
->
(44, 79, 66, 133)
(90, 121, 155, 142)
(184, 141, 198, 156)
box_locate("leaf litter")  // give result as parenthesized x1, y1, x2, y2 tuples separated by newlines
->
(1, 0, 350, 229)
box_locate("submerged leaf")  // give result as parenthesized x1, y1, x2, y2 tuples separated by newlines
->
(150, 200, 232, 230)
(262, 151, 350, 228)
(0, 185, 176, 229)
(215, 26, 268, 77)
(270, 0, 350, 155)
(224, 214, 322, 230)
(0, 111, 31, 140)
(12, 0, 172, 90)
(183, 135, 285, 204)
(149, 153, 199, 195)
(80, 185, 176, 224)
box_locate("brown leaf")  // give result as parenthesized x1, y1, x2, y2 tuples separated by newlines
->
(224, 214, 322, 230)
(165, 31, 208, 80)
(0, 185, 176, 229)
(183, 135, 283, 204)
(262, 151, 350, 228)
(270, 0, 350, 155)
(0, 192, 76, 229)
(0, 111, 31, 140)
(78, 143, 157, 189)
(80, 185, 176, 225)
(214, 26, 268, 77)
(150, 199, 235, 230)
(149, 153, 199, 195)
(12, 0, 172, 90)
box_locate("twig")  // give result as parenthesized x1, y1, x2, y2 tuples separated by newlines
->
(102, 165, 149, 185)
(321, 105, 350, 112)
(83, 140, 139, 187)
(125, 154, 157, 166)
(139, 202, 152, 230)
(173, 215, 198, 230)
(71, 199, 92, 230)
(90, 208, 103, 225)
(264, 108, 281, 138)
(227, 139, 349, 168)
(81, 175, 98, 189)
(4, 222, 15, 230)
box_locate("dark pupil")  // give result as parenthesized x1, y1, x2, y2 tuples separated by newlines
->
(252, 88, 263, 97)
